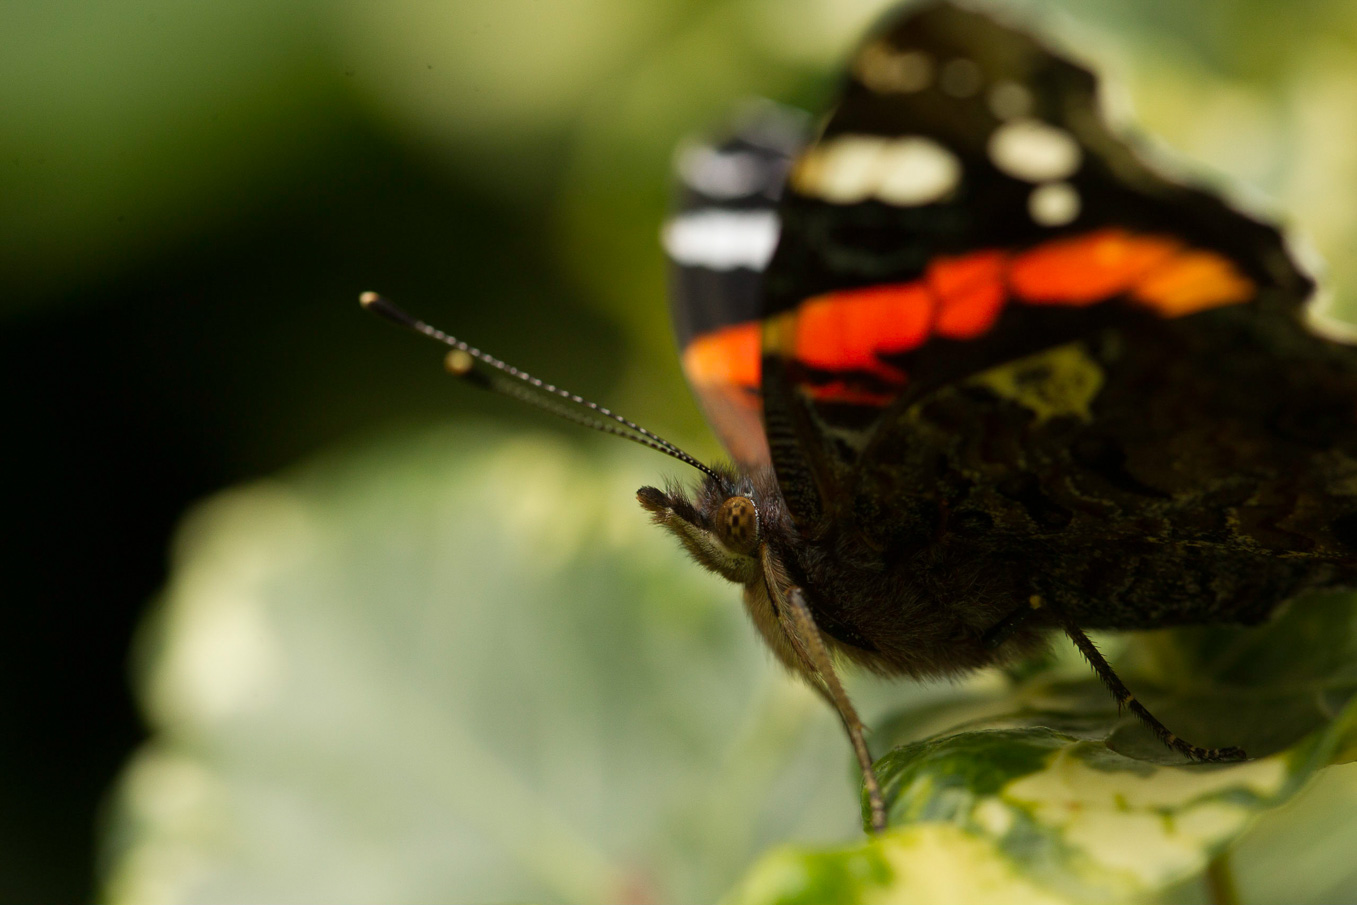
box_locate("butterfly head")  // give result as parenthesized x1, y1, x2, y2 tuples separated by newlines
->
(637, 467, 775, 586)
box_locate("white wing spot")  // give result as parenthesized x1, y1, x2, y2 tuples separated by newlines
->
(876, 138, 963, 205)
(809, 136, 889, 203)
(1029, 181, 1081, 226)
(675, 144, 780, 199)
(988, 81, 1032, 120)
(853, 42, 933, 93)
(661, 209, 780, 271)
(989, 118, 1082, 182)
(792, 135, 961, 207)
(940, 58, 982, 97)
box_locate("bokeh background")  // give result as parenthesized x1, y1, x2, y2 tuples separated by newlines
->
(5, 0, 1357, 901)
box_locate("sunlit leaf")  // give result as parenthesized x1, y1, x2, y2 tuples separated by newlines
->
(102, 426, 876, 904)
(729, 593, 1357, 904)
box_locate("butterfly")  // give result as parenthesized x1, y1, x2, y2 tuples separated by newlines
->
(366, 0, 1357, 832)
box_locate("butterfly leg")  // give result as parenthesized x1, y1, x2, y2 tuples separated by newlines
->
(772, 583, 888, 832)
(1046, 597, 1247, 762)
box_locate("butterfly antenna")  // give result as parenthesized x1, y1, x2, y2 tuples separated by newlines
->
(360, 292, 721, 480)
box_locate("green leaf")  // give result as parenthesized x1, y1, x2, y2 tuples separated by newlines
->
(101, 426, 874, 904)
(729, 594, 1357, 904)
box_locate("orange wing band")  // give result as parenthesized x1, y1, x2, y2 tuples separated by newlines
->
(680, 322, 769, 465)
(680, 229, 1256, 444)
(766, 229, 1254, 393)
(928, 250, 1008, 339)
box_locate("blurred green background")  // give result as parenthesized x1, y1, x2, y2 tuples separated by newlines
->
(4, 0, 1357, 901)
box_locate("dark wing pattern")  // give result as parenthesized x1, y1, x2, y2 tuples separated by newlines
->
(759, 1, 1357, 626)
(662, 101, 809, 468)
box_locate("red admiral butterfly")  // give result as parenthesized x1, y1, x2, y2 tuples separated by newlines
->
(365, 1, 1357, 833)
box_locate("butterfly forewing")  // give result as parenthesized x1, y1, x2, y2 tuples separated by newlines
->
(663, 0, 1357, 632)
(759, 2, 1323, 533)
(663, 102, 810, 468)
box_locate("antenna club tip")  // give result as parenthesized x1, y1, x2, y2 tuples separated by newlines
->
(444, 349, 475, 376)
(359, 291, 421, 330)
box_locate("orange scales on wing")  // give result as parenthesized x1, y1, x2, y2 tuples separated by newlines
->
(789, 282, 930, 384)
(1007, 228, 1256, 314)
(1009, 229, 1182, 304)
(771, 249, 1012, 403)
(1133, 249, 1255, 315)
(680, 321, 768, 465)
(928, 250, 1009, 339)
(689, 230, 1257, 430)
(779, 230, 1256, 395)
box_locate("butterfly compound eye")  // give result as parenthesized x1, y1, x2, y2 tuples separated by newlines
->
(717, 496, 759, 555)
